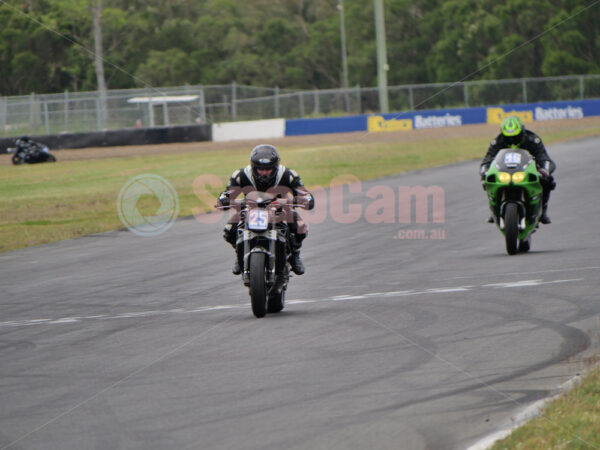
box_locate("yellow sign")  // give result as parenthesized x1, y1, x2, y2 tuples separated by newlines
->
(487, 107, 533, 124)
(368, 115, 413, 132)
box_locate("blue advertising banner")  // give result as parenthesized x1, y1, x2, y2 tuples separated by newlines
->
(367, 107, 487, 132)
(284, 99, 600, 137)
(486, 99, 600, 124)
(285, 115, 367, 136)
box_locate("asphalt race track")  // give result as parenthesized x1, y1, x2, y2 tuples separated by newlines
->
(1, 136, 599, 450)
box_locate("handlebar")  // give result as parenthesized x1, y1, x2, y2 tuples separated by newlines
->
(214, 197, 309, 210)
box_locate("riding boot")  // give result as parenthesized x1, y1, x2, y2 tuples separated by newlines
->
(232, 243, 243, 275)
(540, 189, 551, 224)
(288, 231, 306, 275)
(232, 260, 241, 275)
(290, 250, 305, 275)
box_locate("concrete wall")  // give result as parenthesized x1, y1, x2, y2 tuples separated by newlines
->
(212, 118, 285, 142)
(0, 124, 211, 153)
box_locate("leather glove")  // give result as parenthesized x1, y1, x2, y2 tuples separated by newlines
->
(479, 165, 488, 181)
(217, 193, 230, 208)
(296, 193, 315, 210)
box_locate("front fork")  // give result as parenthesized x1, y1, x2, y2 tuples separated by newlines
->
(497, 202, 526, 231)
(240, 230, 277, 286)
(494, 189, 527, 231)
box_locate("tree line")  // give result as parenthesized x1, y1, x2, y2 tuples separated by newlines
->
(1, 0, 599, 96)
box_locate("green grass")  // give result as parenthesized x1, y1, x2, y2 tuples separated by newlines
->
(491, 367, 600, 450)
(1, 126, 598, 253)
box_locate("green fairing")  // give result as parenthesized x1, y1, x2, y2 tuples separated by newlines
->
(484, 149, 544, 253)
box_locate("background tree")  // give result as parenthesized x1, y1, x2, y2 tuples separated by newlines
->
(0, 0, 599, 96)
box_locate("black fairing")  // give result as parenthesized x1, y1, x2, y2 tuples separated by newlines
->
(493, 148, 533, 173)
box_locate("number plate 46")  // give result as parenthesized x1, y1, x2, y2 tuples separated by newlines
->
(504, 152, 521, 166)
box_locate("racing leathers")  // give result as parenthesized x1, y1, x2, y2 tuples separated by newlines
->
(480, 130, 556, 224)
(217, 165, 315, 275)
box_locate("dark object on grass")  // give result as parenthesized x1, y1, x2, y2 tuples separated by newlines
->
(7, 136, 56, 165)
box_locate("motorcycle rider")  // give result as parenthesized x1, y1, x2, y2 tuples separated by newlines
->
(480, 116, 556, 224)
(217, 144, 315, 275)
(15, 136, 36, 153)
(13, 136, 48, 159)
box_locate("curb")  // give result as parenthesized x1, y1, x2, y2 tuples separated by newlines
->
(466, 373, 582, 450)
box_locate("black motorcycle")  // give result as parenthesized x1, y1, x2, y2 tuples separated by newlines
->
(7, 141, 56, 165)
(217, 190, 308, 318)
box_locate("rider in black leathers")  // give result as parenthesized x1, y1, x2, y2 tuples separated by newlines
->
(11, 136, 53, 164)
(217, 144, 315, 275)
(480, 117, 556, 224)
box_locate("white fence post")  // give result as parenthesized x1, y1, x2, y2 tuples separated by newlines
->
(199, 87, 206, 123)
(298, 92, 304, 117)
(231, 81, 237, 121)
(43, 100, 50, 134)
(64, 90, 69, 132)
(29, 93, 36, 132)
(1, 98, 7, 132)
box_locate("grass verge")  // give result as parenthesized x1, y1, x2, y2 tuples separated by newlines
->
(490, 367, 600, 450)
(0, 126, 599, 253)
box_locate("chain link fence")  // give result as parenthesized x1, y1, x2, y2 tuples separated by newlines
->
(1, 75, 599, 137)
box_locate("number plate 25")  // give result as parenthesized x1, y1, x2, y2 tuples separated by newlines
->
(247, 209, 269, 231)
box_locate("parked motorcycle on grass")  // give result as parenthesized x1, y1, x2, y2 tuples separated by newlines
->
(7, 138, 56, 165)
(484, 148, 544, 255)
(216, 190, 308, 318)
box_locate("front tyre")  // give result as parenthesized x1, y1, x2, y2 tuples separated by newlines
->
(249, 252, 267, 318)
(11, 154, 24, 165)
(504, 202, 519, 255)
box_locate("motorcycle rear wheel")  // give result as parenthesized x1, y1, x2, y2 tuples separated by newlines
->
(249, 253, 268, 318)
(504, 203, 519, 255)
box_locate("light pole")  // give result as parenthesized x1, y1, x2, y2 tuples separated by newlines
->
(338, 0, 350, 111)
(374, 0, 389, 113)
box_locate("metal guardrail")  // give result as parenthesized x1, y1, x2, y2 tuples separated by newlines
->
(1, 75, 599, 137)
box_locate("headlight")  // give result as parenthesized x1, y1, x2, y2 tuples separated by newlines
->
(511, 172, 526, 183)
(498, 172, 511, 184)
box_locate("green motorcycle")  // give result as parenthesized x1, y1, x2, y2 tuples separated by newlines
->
(484, 148, 544, 255)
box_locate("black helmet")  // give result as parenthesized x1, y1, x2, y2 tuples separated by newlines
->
(250, 144, 280, 189)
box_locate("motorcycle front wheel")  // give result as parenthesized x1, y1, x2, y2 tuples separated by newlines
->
(504, 203, 519, 255)
(249, 252, 268, 318)
(11, 154, 24, 165)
